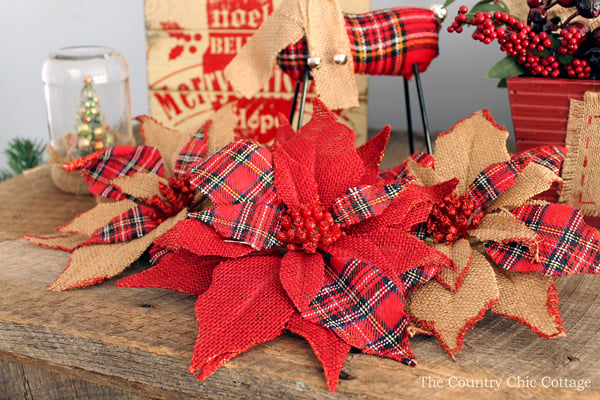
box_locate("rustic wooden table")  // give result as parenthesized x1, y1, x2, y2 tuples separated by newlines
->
(1, 164, 599, 399)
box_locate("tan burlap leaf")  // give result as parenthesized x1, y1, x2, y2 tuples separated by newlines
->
(49, 209, 187, 291)
(492, 267, 565, 339)
(224, 1, 304, 98)
(58, 200, 137, 235)
(207, 103, 237, 155)
(471, 209, 537, 245)
(224, 0, 358, 110)
(433, 239, 472, 292)
(138, 116, 190, 179)
(110, 174, 168, 200)
(407, 250, 499, 354)
(405, 158, 439, 187)
(24, 233, 89, 252)
(434, 110, 510, 194)
(560, 92, 600, 217)
(489, 163, 560, 211)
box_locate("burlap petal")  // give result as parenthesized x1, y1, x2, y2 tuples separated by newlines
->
(23, 233, 89, 252)
(433, 239, 472, 292)
(287, 312, 351, 392)
(407, 250, 499, 354)
(356, 126, 391, 185)
(110, 173, 168, 200)
(471, 209, 537, 245)
(488, 163, 560, 211)
(49, 209, 186, 291)
(224, 0, 358, 110)
(58, 200, 137, 235)
(280, 251, 325, 313)
(405, 158, 440, 187)
(492, 267, 565, 339)
(138, 116, 190, 178)
(434, 110, 511, 194)
(207, 102, 237, 155)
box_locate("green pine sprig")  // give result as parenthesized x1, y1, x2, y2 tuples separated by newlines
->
(0, 138, 46, 181)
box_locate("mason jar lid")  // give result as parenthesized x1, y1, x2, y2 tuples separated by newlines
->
(42, 46, 129, 85)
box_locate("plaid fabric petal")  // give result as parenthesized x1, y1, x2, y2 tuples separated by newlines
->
(523, 145, 566, 176)
(485, 204, 600, 276)
(303, 258, 416, 365)
(189, 140, 275, 206)
(379, 152, 435, 183)
(83, 204, 159, 245)
(331, 182, 404, 228)
(467, 152, 532, 210)
(189, 200, 282, 250)
(277, 7, 439, 79)
(401, 264, 442, 293)
(64, 146, 165, 201)
(174, 128, 208, 178)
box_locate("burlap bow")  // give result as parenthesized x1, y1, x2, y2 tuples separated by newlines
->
(224, 0, 359, 110)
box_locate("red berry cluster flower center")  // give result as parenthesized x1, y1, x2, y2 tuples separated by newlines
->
(427, 192, 484, 244)
(144, 175, 195, 222)
(277, 203, 343, 253)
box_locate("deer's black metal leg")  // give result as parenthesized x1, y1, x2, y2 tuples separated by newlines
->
(289, 80, 302, 124)
(296, 68, 311, 131)
(413, 64, 432, 154)
(403, 77, 415, 154)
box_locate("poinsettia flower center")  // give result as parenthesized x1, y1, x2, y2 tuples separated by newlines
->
(144, 175, 195, 222)
(427, 192, 484, 244)
(276, 202, 343, 253)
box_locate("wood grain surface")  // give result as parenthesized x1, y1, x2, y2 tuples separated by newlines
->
(1, 161, 599, 399)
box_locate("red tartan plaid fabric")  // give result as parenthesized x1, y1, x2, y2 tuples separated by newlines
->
(84, 204, 159, 245)
(190, 140, 276, 206)
(485, 204, 600, 276)
(64, 146, 165, 201)
(277, 7, 440, 80)
(189, 200, 283, 250)
(522, 145, 566, 176)
(174, 129, 208, 177)
(303, 257, 415, 365)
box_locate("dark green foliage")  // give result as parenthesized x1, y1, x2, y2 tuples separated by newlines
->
(0, 138, 47, 181)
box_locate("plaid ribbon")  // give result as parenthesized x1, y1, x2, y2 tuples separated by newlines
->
(522, 145, 566, 176)
(65, 146, 165, 201)
(467, 153, 531, 210)
(331, 182, 404, 228)
(485, 204, 600, 276)
(401, 264, 441, 292)
(303, 258, 415, 365)
(277, 7, 439, 80)
(189, 200, 283, 251)
(174, 128, 208, 178)
(190, 140, 276, 206)
(84, 204, 159, 245)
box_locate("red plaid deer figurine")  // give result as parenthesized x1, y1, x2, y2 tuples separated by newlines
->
(225, 1, 446, 153)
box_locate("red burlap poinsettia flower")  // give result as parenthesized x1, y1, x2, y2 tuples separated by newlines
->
(25, 110, 236, 291)
(119, 99, 452, 391)
(388, 110, 600, 356)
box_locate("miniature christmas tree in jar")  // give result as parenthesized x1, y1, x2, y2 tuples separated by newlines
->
(42, 46, 133, 192)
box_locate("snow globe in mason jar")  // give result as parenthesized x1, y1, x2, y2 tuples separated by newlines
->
(42, 46, 133, 193)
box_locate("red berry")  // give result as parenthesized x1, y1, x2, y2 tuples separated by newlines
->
(459, 5, 468, 13)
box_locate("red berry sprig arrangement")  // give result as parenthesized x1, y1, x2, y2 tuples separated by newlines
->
(426, 192, 484, 244)
(277, 203, 344, 253)
(448, 1, 600, 80)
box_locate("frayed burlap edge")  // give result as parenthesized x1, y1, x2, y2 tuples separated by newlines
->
(559, 92, 600, 217)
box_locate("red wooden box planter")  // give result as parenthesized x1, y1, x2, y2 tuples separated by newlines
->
(507, 76, 600, 226)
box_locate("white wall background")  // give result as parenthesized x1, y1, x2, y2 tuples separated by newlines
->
(0, 0, 513, 170)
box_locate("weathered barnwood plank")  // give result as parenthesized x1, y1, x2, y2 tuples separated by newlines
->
(1, 158, 600, 399)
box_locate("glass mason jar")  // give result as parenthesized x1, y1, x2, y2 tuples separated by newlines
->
(42, 46, 133, 161)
